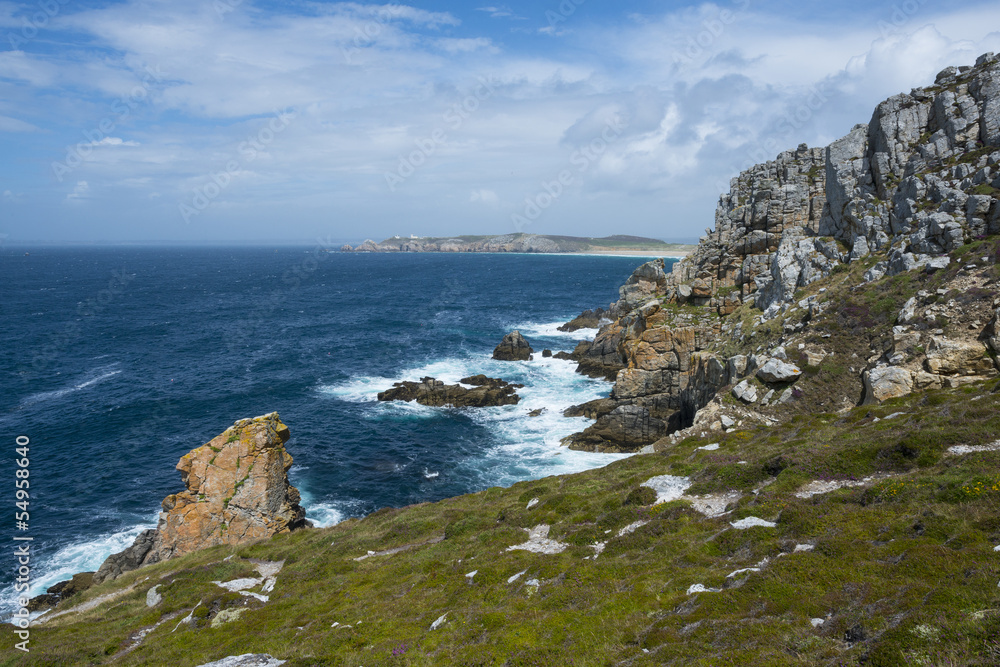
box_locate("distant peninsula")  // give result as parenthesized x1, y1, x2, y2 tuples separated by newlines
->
(340, 233, 695, 256)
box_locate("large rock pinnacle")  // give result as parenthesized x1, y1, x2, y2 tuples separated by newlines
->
(95, 413, 307, 583)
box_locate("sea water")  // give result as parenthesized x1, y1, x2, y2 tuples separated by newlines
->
(0, 247, 674, 613)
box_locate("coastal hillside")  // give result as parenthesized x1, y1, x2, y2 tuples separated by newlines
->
(341, 233, 694, 255)
(12, 54, 1000, 666)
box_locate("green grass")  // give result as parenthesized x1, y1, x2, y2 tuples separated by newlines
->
(15, 381, 1000, 666)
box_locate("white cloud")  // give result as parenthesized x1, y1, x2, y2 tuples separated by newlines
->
(67, 181, 90, 202)
(89, 137, 140, 147)
(5, 0, 1000, 241)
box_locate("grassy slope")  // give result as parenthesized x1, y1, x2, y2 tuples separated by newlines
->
(14, 379, 1000, 666)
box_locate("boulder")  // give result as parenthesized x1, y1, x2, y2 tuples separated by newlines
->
(493, 331, 534, 361)
(542, 349, 553, 358)
(863, 366, 913, 404)
(756, 358, 802, 384)
(732, 380, 759, 404)
(95, 413, 307, 584)
(897, 297, 918, 324)
(925, 337, 992, 375)
(378, 376, 522, 407)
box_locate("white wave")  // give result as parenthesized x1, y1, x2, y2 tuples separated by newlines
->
(21, 366, 122, 406)
(423, 469, 440, 479)
(298, 490, 353, 528)
(316, 342, 630, 509)
(0, 518, 156, 618)
(512, 320, 599, 340)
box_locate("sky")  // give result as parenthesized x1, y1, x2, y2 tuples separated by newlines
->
(0, 0, 998, 244)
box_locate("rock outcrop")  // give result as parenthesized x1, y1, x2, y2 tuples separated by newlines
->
(562, 53, 1000, 449)
(27, 572, 95, 612)
(94, 413, 307, 584)
(558, 308, 610, 332)
(493, 331, 534, 361)
(377, 376, 522, 407)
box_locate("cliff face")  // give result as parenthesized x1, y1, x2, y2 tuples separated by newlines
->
(566, 53, 1000, 453)
(94, 413, 307, 583)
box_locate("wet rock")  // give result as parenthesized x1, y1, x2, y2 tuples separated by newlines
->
(562, 405, 668, 453)
(558, 308, 610, 332)
(27, 572, 95, 612)
(378, 376, 522, 407)
(493, 331, 534, 361)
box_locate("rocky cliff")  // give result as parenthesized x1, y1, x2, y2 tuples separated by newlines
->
(565, 53, 1000, 452)
(94, 413, 307, 583)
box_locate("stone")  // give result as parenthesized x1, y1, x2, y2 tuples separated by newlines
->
(863, 366, 913, 404)
(542, 349, 553, 358)
(562, 405, 668, 453)
(987, 309, 1000, 354)
(146, 585, 162, 608)
(733, 380, 758, 404)
(378, 376, 522, 408)
(924, 256, 951, 272)
(493, 331, 534, 361)
(95, 413, 307, 584)
(721, 415, 735, 430)
(194, 656, 286, 667)
(897, 297, 918, 324)
(727, 355, 749, 380)
(925, 337, 991, 375)
(558, 308, 609, 332)
(27, 572, 95, 612)
(756, 358, 802, 384)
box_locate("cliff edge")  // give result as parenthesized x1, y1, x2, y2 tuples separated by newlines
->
(566, 52, 1000, 452)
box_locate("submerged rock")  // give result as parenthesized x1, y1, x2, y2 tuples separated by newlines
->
(492, 331, 534, 361)
(95, 413, 307, 584)
(378, 376, 522, 408)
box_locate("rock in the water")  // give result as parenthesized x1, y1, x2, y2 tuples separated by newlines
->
(493, 331, 534, 361)
(377, 376, 522, 407)
(732, 380, 759, 404)
(528, 408, 545, 417)
(95, 413, 307, 584)
(27, 572, 95, 611)
(756, 358, 802, 384)
(542, 349, 553, 358)
(558, 308, 609, 332)
(562, 404, 667, 453)
(863, 366, 914, 404)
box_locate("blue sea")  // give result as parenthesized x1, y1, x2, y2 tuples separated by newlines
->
(0, 247, 674, 613)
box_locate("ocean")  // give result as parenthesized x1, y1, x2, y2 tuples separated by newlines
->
(0, 247, 674, 614)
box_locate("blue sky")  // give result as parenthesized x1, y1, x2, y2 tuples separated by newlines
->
(0, 0, 998, 243)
